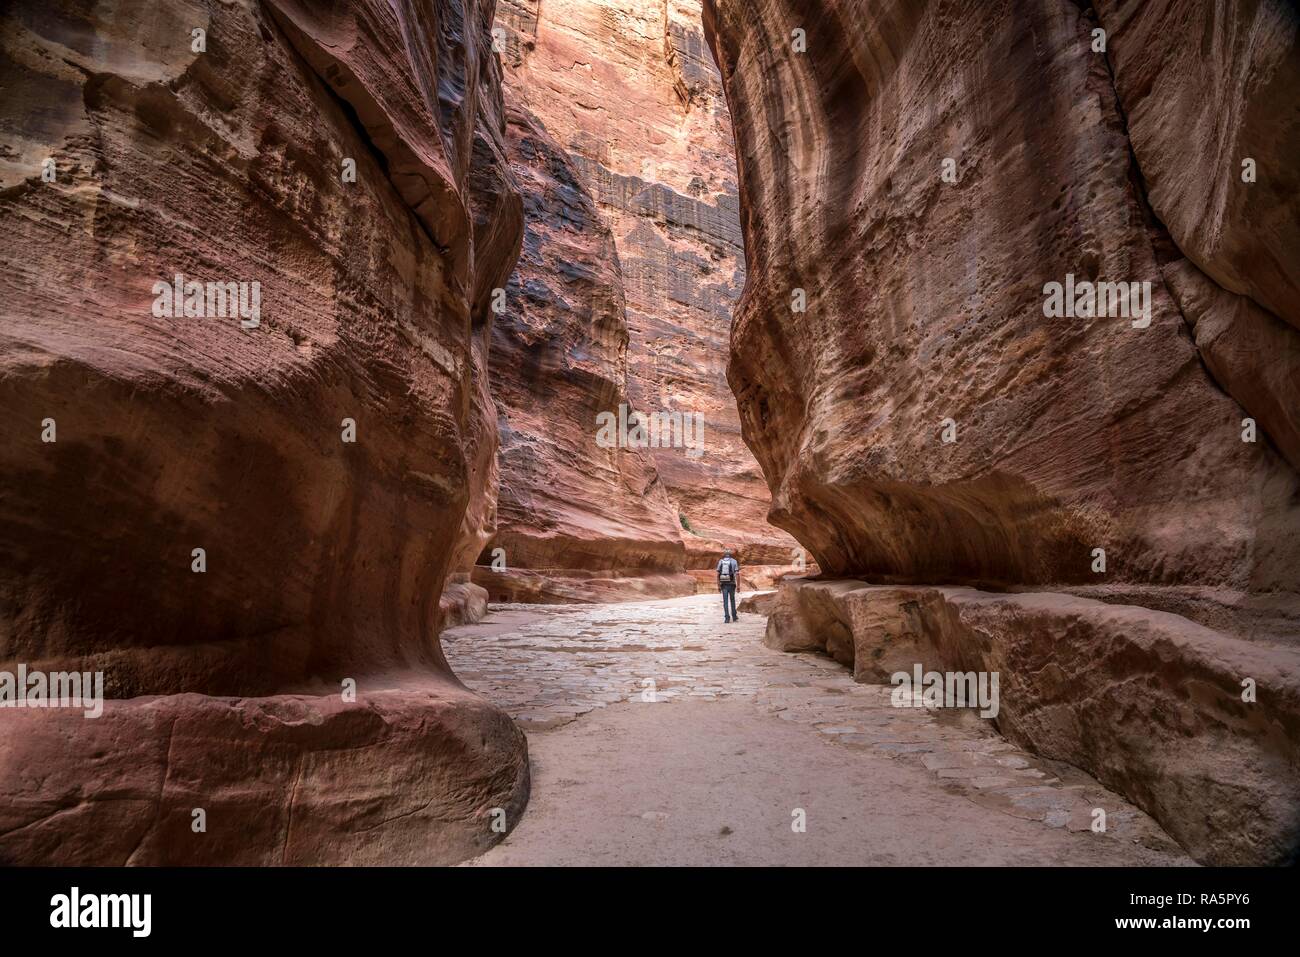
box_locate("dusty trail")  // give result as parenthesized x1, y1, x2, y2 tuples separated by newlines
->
(444, 594, 1191, 866)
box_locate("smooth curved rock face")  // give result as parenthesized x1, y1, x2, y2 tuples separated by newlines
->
(1094, 0, 1300, 474)
(481, 104, 688, 587)
(0, 0, 526, 863)
(764, 578, 1300, 865)
(703, 0, 1300, 608)
(1095, 0, 1300, 330)
(495, 0, 799, 561)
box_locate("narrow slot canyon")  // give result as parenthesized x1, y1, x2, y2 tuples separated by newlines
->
(0, 0, 1297, 878)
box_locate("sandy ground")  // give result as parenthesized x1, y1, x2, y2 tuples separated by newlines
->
(445, 594, 1191, 866)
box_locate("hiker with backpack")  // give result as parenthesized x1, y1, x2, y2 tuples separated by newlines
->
(717, 547, 740, 622)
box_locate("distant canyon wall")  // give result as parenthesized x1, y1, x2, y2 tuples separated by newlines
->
(487, 0, 800, 582)
(471, 103, 698, 602)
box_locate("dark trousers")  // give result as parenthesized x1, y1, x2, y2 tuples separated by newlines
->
(720, 583, 737, 620)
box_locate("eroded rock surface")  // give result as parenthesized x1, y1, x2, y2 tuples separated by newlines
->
(1094, 0, 1300, 475)
(1095, 0, 1300, 329)
(493, 0, 799, 564)
(703, 0, 1300, 615)
(0, 685, 526, 866)
(0, 0, 527, 864)
(703, 0, 1300, 864)
(475, 104, 694, 602)
(763, 578, 1300, 865)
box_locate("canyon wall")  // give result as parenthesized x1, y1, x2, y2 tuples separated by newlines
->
(0, 0, 527, 864)
(704, 0, 1300, 621)
(704, 0, 1300, 862)
(1094, 0, 1300, 474)
(471, 103, 697, 602)
(489, 0, 801, 580)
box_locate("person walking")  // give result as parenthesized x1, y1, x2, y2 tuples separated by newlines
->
(717, 547, 740, 623)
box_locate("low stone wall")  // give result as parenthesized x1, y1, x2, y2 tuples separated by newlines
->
(765, 578, 1300, 865)
(0, 682, 528, 865)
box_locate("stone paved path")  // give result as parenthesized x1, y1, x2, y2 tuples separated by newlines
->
(444, 593, 1192, 866)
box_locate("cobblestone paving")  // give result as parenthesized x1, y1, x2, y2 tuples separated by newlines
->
(443, 593, 1188, 858)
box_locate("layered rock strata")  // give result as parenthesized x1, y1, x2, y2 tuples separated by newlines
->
(0, 0, 527, 864)
(764, 578, 1300, 865)
(704, 0, 1300, 863)
(490, 0, 800, 574)
(703, 0, 1300, 620)
(471, 104, 695, 603)
(1093, 0, 1300, 473)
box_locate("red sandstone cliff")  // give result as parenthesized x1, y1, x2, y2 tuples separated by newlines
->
(1094, 0, 1300, 473)
(471, 104, 697, 603)
(494, 0, 801, 571)
(0, 0, 527, 864)
(704, 0, 1300, 620)
(703, 0, 1300, 863)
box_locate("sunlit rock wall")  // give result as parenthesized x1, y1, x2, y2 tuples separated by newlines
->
(495, 0, 800, 566)
(471, 103, 696, 603)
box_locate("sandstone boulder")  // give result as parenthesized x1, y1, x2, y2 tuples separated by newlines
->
(736, 590, 778, 616)
(0, 685, 526, 866)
